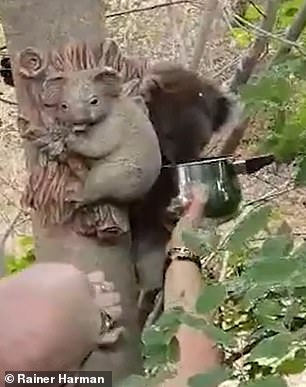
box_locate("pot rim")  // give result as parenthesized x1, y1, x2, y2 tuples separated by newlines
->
(162, 155, 232, 169)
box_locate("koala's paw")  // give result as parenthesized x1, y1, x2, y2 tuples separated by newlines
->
(64, 180, 84, 204)
(66, 133, 79, 151)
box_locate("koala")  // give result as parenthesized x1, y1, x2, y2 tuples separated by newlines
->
(41, 67, 162, 205)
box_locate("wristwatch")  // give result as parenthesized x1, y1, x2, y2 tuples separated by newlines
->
(163, 246, 202, 281)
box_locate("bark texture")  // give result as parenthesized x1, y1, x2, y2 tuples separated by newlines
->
(0, 0, 142, 381)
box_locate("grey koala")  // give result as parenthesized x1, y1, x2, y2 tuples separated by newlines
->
(41, 67, 162, 204)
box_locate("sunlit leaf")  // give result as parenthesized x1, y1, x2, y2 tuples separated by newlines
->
(246, 257, 297, 285)
(196, 284, 227, 314)
(260, 235, 293, 258)
(203, 325, 233, 347)
(188, 367, 231, 387)
(249, 333, 292, 361)
(224, 205, 272, 253)
(277, 357, 306, 375)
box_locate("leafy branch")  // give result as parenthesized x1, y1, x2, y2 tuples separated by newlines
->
(229, 0, 280, 92)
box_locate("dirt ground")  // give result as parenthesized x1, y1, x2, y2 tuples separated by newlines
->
(0, 1, 306, 385)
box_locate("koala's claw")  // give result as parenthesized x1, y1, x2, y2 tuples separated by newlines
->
(64, 182, 84, 203)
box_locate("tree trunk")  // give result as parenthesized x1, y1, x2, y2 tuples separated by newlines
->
(0, 0, 142, 382)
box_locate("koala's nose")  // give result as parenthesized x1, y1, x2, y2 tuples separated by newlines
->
(71, 103, 90, 124)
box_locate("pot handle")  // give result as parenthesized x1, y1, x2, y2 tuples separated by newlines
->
(232, 154, 275, 175)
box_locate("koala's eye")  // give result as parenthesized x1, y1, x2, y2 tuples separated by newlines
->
(61, 102, 69, 111)
(90, 97, 99, 105)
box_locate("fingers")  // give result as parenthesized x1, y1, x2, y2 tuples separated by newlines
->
(167, 183, 209, 251)
(95, 291, 120, 308)
(97, 326, 125, 346)
(104, 304, 122, 322)
(184, 183, 208, 226)
(87, 271, 122, 322)
(87, 271, 105, 284)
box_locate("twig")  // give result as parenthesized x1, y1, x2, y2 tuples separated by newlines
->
(190, 0, 221, 71)
(218, 251, 229, 282)
(167, 1, 188, 64)
(0, 96, 17, 106)
(229, 11, 306, 56)
(229, 0, 280, 92)
(106, 0, 191, 18)
(212, 56, 241, 79)
(0, 209, 23, 277)
(273, 0, 306, 62)
(225, 330, 277, 365)
(249, 1, 266, 18)
(144, 290, 164, 328)
(244, 182, 294, 207)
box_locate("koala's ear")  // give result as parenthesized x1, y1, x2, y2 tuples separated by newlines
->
(93, 67, 122, 96)
(41, 74, 66, 107)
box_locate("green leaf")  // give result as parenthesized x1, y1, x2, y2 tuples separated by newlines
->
(231, 27, 252, 48)
(284, 301, 300, 329)
(143, 343, 168, 370)
(142, 327, 174, 347)
(179, 313, 233, 346)
(246, 257, 297, 285)
(182, 229, 212, 256)
(188, 367, 231, 387)
(224, 205, 272, 253)
(277, 357, 306, 375)
(240, 76, 292, 106)
(203, 325, 233, 347)
(255, 300, 282, 319)
(179, 313, 205, 330)
(156, 309, 183, 331)
(196, 284, 227, 314)
(249, 333, 292, 361)
(167, 336, 179, 363)
(260, 235, 293, 258)
(291, 241, 306, 261)
(242, 284, 272, 307)
(242, 375, 287, 387)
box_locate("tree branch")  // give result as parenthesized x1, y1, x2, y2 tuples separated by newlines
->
(204, 1, 280, 157)
(273, 0, 306, 62)
(166, 0, 188, 64)
(190, 0, 221, 71)
(106, 0, 192, 18)
(229, 0, 280, 93)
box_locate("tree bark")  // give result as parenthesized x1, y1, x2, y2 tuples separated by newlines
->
(0, 0, 142, 382)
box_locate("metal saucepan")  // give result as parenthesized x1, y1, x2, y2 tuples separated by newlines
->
(162, 154, 274, 219)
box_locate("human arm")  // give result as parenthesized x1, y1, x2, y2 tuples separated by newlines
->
(160, 184, 222, 387)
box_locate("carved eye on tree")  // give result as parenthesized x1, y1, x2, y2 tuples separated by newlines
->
(61, 102, 69, 111)
(90, 97, 99, 105)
